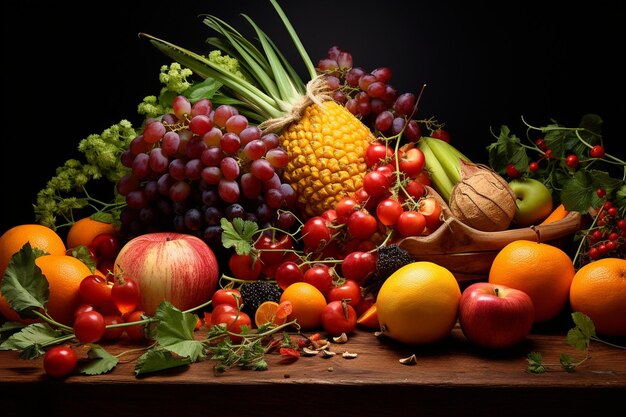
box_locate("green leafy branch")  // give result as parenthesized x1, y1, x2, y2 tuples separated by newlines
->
(527, 312, 626, 374)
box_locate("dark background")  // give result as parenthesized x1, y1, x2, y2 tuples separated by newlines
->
(2, 0, 624, 235)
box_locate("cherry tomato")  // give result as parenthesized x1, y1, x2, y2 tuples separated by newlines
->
(255, 232, 293, 266)
(74, 303, 95, 319)
(210, 303, 239, 324)
(414, 170, 431, 187)
(396, 210, 427, 237)
(43, 345, 78, 378)
(73, 310, 106, 343)
(303, 263, 334, 295)
(327, 279, 362, 307)
(529, 161, 539, 172)
(102, 314, 125, 340)
(89, 233, 121, 262)
(302, 217, 331, 251)
(111, 275, 141, 316)
(211, 288, 242, 308)
(274, 261, 304, 290)
(404, 180, 426, 200)
(335, 198, 358, 223)
(124, 310, 148, 342)
(346, 210, 378, 240)
(321, 300, 357, 336)
(365, 142, 393, 167)
(341, 251, 377, 284)
(418, 196, 443, 230)
(398, 147, 425, 178)
(212, 310, 252, 343)
(229, 253, 262, 280)
(376, 198, 404, 226)
(363, 171, 391, 197)
(78, 274, 112, 308)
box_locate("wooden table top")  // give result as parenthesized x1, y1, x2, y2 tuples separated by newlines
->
(1, 321, 624, 417)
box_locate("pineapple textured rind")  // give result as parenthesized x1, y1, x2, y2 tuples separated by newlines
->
(281, 101, 374, 218)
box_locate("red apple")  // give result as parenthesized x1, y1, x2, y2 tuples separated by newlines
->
(113, 233, 219, 315)
(458, 282, 534, 349)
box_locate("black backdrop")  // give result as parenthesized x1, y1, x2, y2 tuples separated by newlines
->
(2, 0, 624, 235)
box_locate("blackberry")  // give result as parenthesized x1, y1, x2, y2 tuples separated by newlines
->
(239, 281, 283, 317)
(363, 244, 414, 296)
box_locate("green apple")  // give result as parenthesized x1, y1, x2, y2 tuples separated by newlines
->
(508, 178, 553, 227)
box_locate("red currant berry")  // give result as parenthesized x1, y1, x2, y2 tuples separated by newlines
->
(565, 154, 579, 169)
(505, 164, 521, 178)
(590, 145, 605, 158)
(608, 207, 618, 217)
(588, 247, 600, 260)
(596, 188, 606, 198)
(529, 162, 539, 172)
(535, 138, 546, 151)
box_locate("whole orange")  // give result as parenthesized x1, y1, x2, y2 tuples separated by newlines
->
(0, 224, 67, 278)
(279, 282, 327, 330)
(488, 240, 575, 323)
(66, 217, 118, 250)
(376, 262, 461, 345)
(0, 255, 91, 325)
(569, 258, 626, 337)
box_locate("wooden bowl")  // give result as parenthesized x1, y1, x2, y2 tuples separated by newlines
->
(398, 187, 582, 286)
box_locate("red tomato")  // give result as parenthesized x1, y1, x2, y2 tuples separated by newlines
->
(73, 310, 106, 343)
(78, 274, 112, 308)
(302, 217, 331, 251)
(111, 276, 141, 316)
(124, 310, 148, 342)
(341, 251, 377, 284)
(327, 279, 362, 307)
(274, 261, 304, 290)
(254, 232, 293, 266)
(210, 304, 238, 325)
(419, 196, 443, 230)
(396, 210, 427, 237)
(321, 300, 357, 336)
(89, 233, 121, 262)
(211, 288, 242, 308)
(43, 345, 78, 378)
(398, 147, 425, 178)
(229, 253, 262, 280)
(303, 263, 334, 295)
(335, 197, 359, 223)
(347, 210, 378, 240)
(376, 198, 404, 226)
(212, 311, 252, 343)
(431, 128, 451, 143)
(102, 314, 125, 340)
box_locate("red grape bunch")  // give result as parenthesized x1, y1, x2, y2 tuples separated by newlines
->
(316, 46, 449, 143)
(116, 96, 297, 247)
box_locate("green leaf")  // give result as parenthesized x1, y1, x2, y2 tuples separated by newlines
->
(571, 312, 596, 339)
(526, 352, 545, 374)
(486, 126, 528, 173)
(90, 211, 115, 224)
(185, 78, 223, 102)
(134, 348, 192, 376)
(79, 345, 119, 375)
(68, 245, 98, 273)
(566, 326, 589, 351)
(220, 217, 258, 255)
(154, 301, 205, 362)
(560, 170, 595, 213)
(0, 244, 49, 319)
(559, 353, 577, 372)
(0, 323, 62, 354)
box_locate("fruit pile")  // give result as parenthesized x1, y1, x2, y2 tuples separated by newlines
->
(0, 0, 624, 379)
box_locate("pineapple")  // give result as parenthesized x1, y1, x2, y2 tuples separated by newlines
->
(140, 0, 374, 218)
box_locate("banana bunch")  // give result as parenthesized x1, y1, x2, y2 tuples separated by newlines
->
(417, 137, 472, 202)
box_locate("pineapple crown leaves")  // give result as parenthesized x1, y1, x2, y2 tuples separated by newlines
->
(139, 0, 317, 126)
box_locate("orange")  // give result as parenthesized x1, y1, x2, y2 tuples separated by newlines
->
(356, 303, 379, 330)
(540, 203, 568, 225)
(569, 258, 626, 337)
(254, 300, 292, 327)
(66, 217, 118, 250)
(0, 224, 67, 278)
(376, 262, 461, 345)
(279, 282, 327, 330)
(489, 239, 575, 323)
(0, 254, 92, 326)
